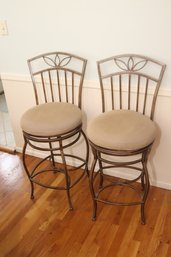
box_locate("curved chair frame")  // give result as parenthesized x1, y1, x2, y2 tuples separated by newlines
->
(22, 52, 89, 210)
(89, 54, 166, 224)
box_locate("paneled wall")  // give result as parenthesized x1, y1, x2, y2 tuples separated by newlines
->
(1, 74, 171, 190)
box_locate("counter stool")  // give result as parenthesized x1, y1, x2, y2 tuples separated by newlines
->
(21, 52, 89, 209)
(87, 54, 166, 224)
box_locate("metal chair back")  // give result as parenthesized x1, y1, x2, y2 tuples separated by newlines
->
(28, 52, 87, 108)
(97, 54, 166, 120)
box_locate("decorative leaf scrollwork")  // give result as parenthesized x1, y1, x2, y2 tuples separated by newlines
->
(133, 59, 148, 71)
(43, 54, 72, 67)
(114, 58, 128, 71)
(58, 56, 72, 67)
(114, 56, 148, 71)
(128, 56, 134, 70)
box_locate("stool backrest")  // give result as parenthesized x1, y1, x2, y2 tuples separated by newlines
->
(97, 54, 166, 120)
(28, 52, 87, 108)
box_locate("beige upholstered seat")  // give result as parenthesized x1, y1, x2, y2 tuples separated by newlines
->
(88, 54, 166, 224)
(21, 52, 89, 210)
(87, 110, 157, 151)
(21, 102, 82, 136)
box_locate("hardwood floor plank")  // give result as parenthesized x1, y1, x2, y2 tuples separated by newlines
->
(0, 152, 171, 257)
(95, 223, 118, 257)
(145, 194, 168, 256)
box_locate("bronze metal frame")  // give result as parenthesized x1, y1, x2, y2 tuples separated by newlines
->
(89, 54, 166, 224)
(22, 52, 89, 210)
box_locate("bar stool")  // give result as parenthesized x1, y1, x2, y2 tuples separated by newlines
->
(87, 54, 166, 223)
(21, 52, 89, 209)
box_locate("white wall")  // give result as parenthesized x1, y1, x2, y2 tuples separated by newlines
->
(0, 0, 171, 189)
(0, 0, 171, 85)
(0, 78, 3, 92)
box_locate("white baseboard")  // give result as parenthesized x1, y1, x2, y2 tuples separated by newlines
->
(17, 146, 171, 191)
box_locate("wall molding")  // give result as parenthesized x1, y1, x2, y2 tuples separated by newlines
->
(1, 72, 171, 97)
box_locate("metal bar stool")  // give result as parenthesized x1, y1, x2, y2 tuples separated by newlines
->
(87, 54, 166, 224)
(20, 52, 89, 210)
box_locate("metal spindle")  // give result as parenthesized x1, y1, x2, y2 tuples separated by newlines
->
(56, 70, 61, 102)
(72, 72, 74, 104)
(41, 72, 47, 103)
(48, 71, 54, 102)
(110, 76, 114, 110)
(128, 74, 131, 110)
(136, 75, 140, 112)
(143, 78, 149, 115)
(65, 70, 68, 102)
(119, 74, 122, 109)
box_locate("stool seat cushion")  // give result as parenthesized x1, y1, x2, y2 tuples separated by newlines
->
(87, 110, 157, 151)
(21, 102, 82, 136)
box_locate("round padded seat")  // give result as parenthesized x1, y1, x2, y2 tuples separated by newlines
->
(21, 102, 82, 136)
(87, 110, 157, 151)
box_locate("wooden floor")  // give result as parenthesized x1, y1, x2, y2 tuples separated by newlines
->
(0, 152, 171, 257)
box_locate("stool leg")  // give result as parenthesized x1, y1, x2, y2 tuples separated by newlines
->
(98, 153, 104, 189)
(22, 136, 34, 199)
(89, 151, 98, 221)
(81, 129, 89, 177)
(49, 140, 55, 168)
(59, 140, 73, 210)
(141, 150, 150, 224)
(141, 173, 145, 191)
